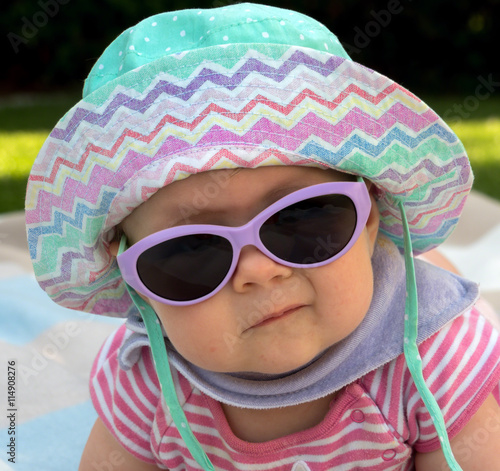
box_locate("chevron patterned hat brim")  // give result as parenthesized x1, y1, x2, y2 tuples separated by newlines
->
(25, 12, 472, 317)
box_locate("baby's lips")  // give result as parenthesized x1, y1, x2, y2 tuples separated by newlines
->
(245, 304, 306, 331)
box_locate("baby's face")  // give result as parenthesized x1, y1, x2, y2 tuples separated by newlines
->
(119, 166, 380, 374)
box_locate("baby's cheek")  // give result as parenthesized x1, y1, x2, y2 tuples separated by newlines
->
(153, 303, 236, 371)
(315, 248, 374, 328)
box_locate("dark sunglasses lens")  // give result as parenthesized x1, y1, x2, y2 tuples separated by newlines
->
(260, 194, 357, 265)
(136, 234, 233, 302)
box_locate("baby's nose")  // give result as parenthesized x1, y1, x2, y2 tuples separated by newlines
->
(230, 245, 293, 293)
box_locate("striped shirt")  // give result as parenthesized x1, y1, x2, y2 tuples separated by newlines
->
(90, 307, 500, 470)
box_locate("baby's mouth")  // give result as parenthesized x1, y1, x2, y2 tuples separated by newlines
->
(244, 304, 305, 331)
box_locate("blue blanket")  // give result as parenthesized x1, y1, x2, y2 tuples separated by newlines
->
(0, 275, 123, 471)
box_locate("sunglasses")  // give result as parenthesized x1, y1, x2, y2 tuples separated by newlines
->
(117, 180, 371, 306)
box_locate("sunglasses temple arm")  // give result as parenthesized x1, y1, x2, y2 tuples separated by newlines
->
(122, 282, 215, 471)
(398, 201, 462, 471)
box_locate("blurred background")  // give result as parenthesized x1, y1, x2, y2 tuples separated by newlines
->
(1, 0, 500, 214)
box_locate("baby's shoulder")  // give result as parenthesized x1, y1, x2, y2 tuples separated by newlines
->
(89, 325, 204, 462)
(363, 306, 495, 395)
(90, 325, 162, 417)
(92, 324, 198, 409)
(359, 306, 500, 445)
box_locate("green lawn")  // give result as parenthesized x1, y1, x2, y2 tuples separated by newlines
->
(447, 118, 500, 202)
(0, 94, 499, 214)
(0, 130, 50, 213)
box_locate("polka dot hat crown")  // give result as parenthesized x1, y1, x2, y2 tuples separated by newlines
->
(26, 3, 472, 317)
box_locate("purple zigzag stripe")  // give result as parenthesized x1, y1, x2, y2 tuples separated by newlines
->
(27, 150, 153, 221)
(50, 51, 348, 142)
(33, 106, 445, 222)
(376, 155, 471, 200)
(90, 290, 134, 316)
(38, 245, 99, 290)
(380, 196, 467, 238)
(157, 107, 437, 155)
(51, 279, 131, 315)
(404, 178, 470, 220)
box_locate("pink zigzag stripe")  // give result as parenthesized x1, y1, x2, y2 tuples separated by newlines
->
(379, 190, 469, 236)
(29, 146, 309, 224)
(53, 279, 130, 314)
(35, 104, 439, 192)
(27, 151, 156, 222)
(405, 188, 470, 229)
(375, 156, 471, 199)
(131, 149, 313, 201)
(90, 88, 432, 133)
(31, 147, 311, 231)
(52, 75, 417, 138)
(162, 108, 436, 153)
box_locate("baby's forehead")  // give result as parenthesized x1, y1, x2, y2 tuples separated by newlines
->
(180, 166, 356, 202)
(181, 166, 354, 187)
(122, 166, 358, 236)
(167, 166, 354, 201)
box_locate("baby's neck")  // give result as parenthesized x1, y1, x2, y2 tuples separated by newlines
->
(221, 391, 337, 442)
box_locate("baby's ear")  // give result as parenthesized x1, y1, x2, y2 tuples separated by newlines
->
(108, 226, 124, 258)
(109, 240, 120, 258)
(365, 183, 380, 255)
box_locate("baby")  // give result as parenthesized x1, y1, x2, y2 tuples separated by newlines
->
(26, 3, 500, 470)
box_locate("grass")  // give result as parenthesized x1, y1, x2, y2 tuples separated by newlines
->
(0, 93, 80, 214)
(448, 118, 500, 201)
(0, 131, 49, 212)
(423, 95, 500, 202)
(0, 94, 499, 214)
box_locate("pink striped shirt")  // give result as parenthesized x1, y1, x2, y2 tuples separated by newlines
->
(90, 307, 500, 470)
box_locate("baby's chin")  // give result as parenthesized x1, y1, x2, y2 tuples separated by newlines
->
(207, 347, 330, 378)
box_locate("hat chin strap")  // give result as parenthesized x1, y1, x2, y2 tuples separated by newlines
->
(123, 283, 216, 470)
(120, 207, 462, 470)
(119, 234, 215, 470)
(398, 200, 462, 470)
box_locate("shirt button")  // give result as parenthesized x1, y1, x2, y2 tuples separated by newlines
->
(382, 449, 397, 461)
(291, 460, 311, 471)
(350, 409, 365, 423)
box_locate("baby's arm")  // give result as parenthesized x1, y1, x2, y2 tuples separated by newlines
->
(414, 393, 500, 470)
(79, 417, 164, 471)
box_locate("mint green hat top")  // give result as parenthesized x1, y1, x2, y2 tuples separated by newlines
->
(26, 3, 472, 317)
(83, 3, 350, 96)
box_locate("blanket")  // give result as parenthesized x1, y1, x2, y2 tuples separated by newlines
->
(0, 274, 123, 470)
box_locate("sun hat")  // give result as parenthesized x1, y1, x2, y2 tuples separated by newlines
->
(25, 3, 472, 318)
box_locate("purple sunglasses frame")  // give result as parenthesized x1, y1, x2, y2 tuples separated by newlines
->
(117, 180, 371, 306)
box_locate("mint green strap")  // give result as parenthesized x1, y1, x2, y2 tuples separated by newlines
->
(119, 237, 215, 470)
(398, 201, 462, 470)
